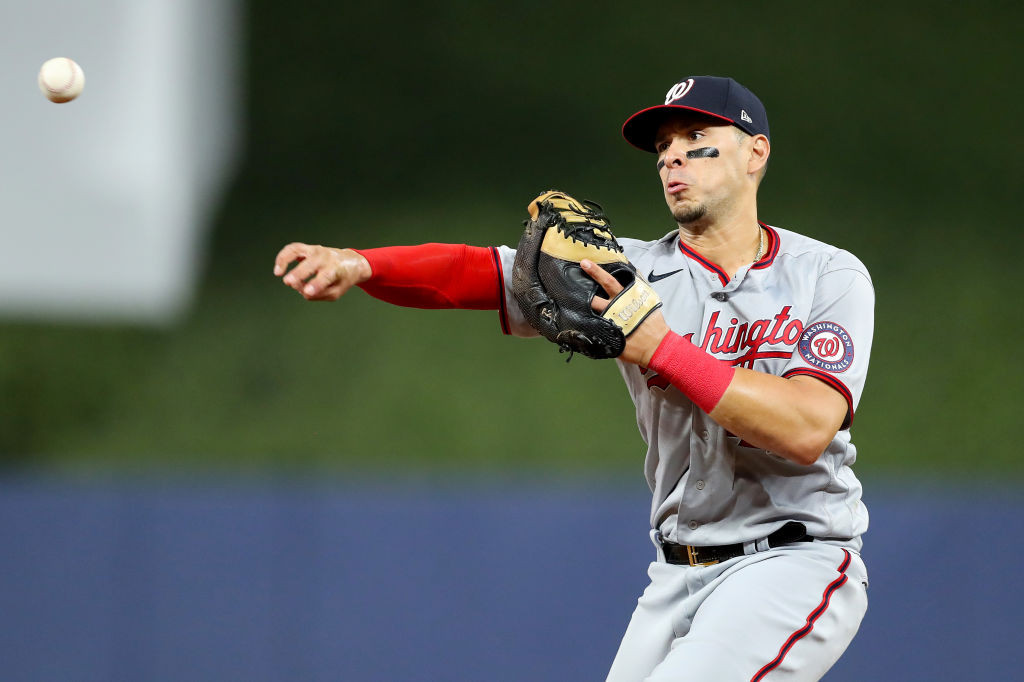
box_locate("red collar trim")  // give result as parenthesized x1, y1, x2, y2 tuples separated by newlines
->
(677, 238, 729, 286)
(676, 223, 780, 286)
(751, 223, 780, 270)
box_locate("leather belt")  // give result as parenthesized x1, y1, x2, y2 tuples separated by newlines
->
(659, 521, 811, 567)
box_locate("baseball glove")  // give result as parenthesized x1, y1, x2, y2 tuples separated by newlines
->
(511, 190, 662, 360)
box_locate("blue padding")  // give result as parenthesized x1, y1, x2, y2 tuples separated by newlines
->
(0, 477, 1020, 681)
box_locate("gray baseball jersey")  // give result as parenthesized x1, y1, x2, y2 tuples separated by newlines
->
(496, 223, 873, 551)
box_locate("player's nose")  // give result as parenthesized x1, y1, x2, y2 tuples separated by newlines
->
(662, 140, 688, 168)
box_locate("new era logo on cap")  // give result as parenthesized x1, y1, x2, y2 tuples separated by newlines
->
(622, 76, 770, 153)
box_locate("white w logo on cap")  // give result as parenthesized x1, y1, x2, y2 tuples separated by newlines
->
(664, 79, 694, 104)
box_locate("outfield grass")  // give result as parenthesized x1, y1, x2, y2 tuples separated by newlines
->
(2, 192, 1019, 478)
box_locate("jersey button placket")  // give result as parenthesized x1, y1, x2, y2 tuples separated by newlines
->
(680, 414, 710, 536)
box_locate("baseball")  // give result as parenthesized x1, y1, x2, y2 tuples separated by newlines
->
(38, 57, 85, 103)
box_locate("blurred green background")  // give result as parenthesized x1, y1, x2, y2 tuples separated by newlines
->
(3, 2, 1020, 477)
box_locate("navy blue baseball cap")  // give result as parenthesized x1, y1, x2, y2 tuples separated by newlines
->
(622, 76, 770, 153)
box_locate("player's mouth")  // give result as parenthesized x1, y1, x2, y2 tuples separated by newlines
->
(666, 181, 689, 195)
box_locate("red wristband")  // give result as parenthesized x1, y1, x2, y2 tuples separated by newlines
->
(647, 331, 736, 413)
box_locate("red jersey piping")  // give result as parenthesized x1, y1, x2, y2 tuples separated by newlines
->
(783, 367, 855, 429)
(676, 223, 780, 286)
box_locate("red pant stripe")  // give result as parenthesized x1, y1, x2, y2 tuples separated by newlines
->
(749, 549, 852, 681)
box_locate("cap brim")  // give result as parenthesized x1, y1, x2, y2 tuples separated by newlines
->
(621, 105, 736, 153)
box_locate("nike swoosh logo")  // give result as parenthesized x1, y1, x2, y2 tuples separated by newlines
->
(647, 268, 684, 282)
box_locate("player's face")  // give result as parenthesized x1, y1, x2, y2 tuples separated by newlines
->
(654, 117, 752, 226)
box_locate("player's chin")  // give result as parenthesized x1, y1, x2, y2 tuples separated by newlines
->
(667, 199, 707, 224)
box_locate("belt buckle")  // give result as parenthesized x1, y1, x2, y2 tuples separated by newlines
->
(686, 544, 719, 567)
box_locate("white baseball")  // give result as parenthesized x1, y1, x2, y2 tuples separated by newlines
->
(38, 57, 85, 103)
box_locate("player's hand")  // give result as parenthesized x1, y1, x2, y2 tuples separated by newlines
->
(273, 243, 372, 301)
(582, 259, 670, 367)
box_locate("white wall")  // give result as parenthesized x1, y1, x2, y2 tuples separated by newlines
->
(0, 0, 241, 323)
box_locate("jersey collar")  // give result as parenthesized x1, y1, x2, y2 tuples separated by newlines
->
(676, 222, 779, 286)
(751, 223, 780, 271)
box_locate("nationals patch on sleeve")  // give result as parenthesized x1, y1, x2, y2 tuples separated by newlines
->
(798, 321, 854, 373)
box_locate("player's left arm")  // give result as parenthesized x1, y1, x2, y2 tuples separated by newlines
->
(582, 257, 873, 466)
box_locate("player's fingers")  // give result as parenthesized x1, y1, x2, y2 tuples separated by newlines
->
(306, 281, 348, 302)
(581, 260, 624, 298)
(590, 293, 610, 313)
(282, 257, 323, 290)
(273, 242, 312, 276)
(301, 266, 343, 298)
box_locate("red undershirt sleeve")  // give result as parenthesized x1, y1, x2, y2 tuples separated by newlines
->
(352, 244, 502, 310)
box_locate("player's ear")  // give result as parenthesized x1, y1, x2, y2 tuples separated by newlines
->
(748, 135, 770, 181)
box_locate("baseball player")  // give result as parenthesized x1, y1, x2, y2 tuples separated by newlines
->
(274, 76, 872, 681)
